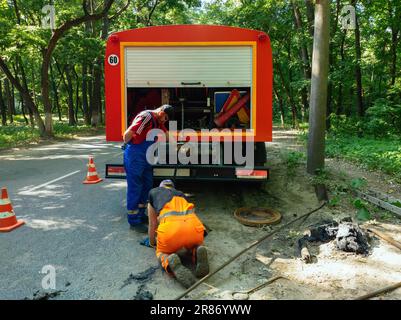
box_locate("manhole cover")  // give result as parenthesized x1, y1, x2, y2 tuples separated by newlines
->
(234, 207, 282, 227)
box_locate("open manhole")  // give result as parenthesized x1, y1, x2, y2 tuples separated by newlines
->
(234, 207, 282, 227)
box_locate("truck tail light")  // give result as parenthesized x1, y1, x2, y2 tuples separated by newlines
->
(235, 169, 268, 179)
(106, 165, 126, 178)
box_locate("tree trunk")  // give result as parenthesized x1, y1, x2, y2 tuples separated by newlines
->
(307, 0, 330, 175)
(82, 63, 91, 125)
(74, 67, 81, 123)
(352, 0, 364, 117)
(292, 1, 311, 122)
(336, 30, 347, 115)
(98, 63, 103, 125)
(99, 6, 109, 125)
(65, 65, 76, 126)
(274, 87, 285, 128)
(4, 79, 13, 124)
(20, 92, 29, 125)
(390, 29, 399, 86)
(10, 83, 16, 115)
(0, 80, 7, 126)
(40, 0, 116, 136)
(91, 62, 101, 127)
(18, 56, 35, 127)
(304, 0, 315, 37)
(50, 63, 62, 121)
(326, 0, 341, 127)
(0, 58, 46, 135)
(88, 65, 94, 124)
(277, 63, 298, 127)
(389, 1, 400, 86)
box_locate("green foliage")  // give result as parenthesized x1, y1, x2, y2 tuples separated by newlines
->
(353, 198, 372, 221)
(328, 99, 401, 138)
(326, 135, 401, 179)
(349, 177, 367, 190)
(392, 201, 401, 208)
(280, 150, 305, 174)
(0, 124, 40, 149)
(364, 99, 401, 136)
(328, 195, 340, 207)
(0, 121, 104, 150)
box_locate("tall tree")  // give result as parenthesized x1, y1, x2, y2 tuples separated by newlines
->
(40, 0, 116, 136)
(389, 1, 401, 86)
(0, 79, 7, 126)
(4, 79, 13, 123)
(351, 0, 364, 116)
(292, 0, 311, 122)
(307, 0, 330, 174)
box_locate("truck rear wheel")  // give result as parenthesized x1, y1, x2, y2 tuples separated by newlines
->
(254, 142, 267, 166)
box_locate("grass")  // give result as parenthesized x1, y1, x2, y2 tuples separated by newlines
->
(325, 135, 401, 179)
(0, 116, 104, 150)
(280, 150, 305, 175)
(298, 128, 401, 181)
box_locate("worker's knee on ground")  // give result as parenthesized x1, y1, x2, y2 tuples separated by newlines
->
(157, 252, 170, 272)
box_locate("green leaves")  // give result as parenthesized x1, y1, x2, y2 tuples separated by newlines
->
(357, 207, 371, 221)
(350, 178, 367, 190)
(353, 198, 372, 221)
(391, 201, 401, 208)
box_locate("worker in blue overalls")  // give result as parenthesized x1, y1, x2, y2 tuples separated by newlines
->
(123, 105, 174, 232)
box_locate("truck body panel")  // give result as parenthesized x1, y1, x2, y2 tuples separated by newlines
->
(104, 25, 273, 143)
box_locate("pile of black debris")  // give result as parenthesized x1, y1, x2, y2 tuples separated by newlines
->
(297, 217, 370, 262)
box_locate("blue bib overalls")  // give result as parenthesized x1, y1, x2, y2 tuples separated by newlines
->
(124, 140, 154, 226)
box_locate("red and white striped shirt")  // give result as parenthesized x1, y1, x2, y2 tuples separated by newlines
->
(129, 111, 167, 144)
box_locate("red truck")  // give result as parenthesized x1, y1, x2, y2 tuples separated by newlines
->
(104, 25, 272, 182)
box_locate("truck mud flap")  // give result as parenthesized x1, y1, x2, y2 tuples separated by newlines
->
(106, 164, 269, 182)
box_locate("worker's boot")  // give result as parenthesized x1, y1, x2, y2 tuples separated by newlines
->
(194, 246, 209, 278)
(167, 253, 197, 289)
(128, 210, 147, 233)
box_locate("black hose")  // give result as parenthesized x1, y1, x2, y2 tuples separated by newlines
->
(175, 201, 328, 300)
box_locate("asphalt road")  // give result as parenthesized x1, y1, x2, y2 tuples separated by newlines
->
(0, 135, 168, 300)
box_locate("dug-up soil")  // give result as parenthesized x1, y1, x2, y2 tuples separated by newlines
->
(156, 128, 401, 300)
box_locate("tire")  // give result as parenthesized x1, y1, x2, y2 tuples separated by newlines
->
(254, 142, 267, 166)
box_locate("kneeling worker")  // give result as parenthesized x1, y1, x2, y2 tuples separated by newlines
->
(142, 179, 209, 288)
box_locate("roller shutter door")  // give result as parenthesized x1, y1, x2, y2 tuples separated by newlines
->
(125, 46, 252, 88)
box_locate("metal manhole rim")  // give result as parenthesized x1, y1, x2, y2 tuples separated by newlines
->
(234, 207, 282, 227)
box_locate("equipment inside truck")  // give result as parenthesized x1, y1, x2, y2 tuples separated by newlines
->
(126, 87, 251, 131)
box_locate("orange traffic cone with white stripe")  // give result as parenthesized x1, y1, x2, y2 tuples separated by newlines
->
(0, 187, 25, 232)
(83, 155, 103, 184)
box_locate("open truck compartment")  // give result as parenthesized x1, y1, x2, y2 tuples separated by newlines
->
(104, 25, 273, 182)
(126, 87, 252, 131)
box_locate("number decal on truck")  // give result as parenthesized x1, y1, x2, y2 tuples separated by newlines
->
(108, 54, 119, 66)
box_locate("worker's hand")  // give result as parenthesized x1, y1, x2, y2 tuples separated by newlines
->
(140, 237, 155, 248)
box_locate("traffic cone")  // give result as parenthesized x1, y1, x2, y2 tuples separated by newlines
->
(0, 187, 25, 232)
(83, 155, 103, 184)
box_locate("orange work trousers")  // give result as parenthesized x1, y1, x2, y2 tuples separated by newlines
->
(156, 213, 205, 272)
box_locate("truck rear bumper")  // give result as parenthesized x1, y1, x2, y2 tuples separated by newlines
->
(106, 164, 269, 182)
